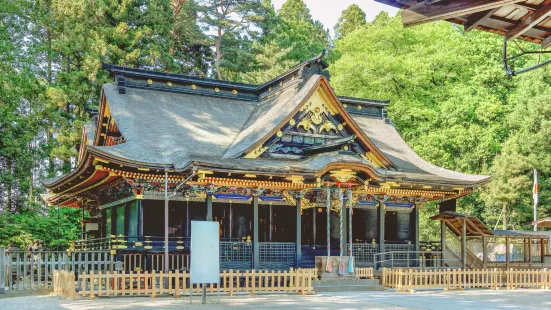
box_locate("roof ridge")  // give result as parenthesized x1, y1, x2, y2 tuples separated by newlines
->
(102, 51, 329, 94)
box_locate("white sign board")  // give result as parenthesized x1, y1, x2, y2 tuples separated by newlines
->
(85, 223, 99, 231)
(191, 221, 219, 284)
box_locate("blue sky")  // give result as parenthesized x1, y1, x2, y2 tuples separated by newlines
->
(272, 0, 399, 33)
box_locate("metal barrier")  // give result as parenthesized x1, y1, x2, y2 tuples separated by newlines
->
(374, 251, 461, 269)
(220, 242, 252, 270)
(258, 242, 295, 270)
(347, 243, 378, 267)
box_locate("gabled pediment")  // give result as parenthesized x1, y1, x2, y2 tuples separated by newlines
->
(242, 78, 393, 169)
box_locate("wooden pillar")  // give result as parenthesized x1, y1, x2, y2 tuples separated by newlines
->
(206, 193, 213, 221)
(164, 170, 169, 274)
(253, 196, 259, 270)
(414, 204, 420, 254)
(528, 237, 532, 264)
(228, 203, 233, 239)
(541, 238, 545, 263)
(505, 236, 510, 266)
(342, 204, 347, 256)
(313, 207, 316, 246)
(0, 247, 5, 294)
(81, 203, 85, 240)
(461, 218, 467, 269)
(379, 201, 385, 253)
(482, 235, 487, 268)
(186, 201, 190, 237)
(138, 200, 143, 237)
(269, 205, 273, 242)
(296, 197, 302, 267)
(441, 220, 446, 266)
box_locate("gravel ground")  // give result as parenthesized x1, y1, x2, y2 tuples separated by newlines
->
(1, 289, 550, 309)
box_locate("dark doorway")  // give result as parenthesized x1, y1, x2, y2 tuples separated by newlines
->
(385, 211, 398, 242)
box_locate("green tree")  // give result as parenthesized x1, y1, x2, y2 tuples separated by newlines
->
(0, 207, 86, 249)
(329, 13, 518, 231)
(200, 0, 266, 80)
(334, 4, 366, 39)
(0, 0, 41, 213)
(274, 0, 329, 63)
(241, 0, 329, 84)
(241, 40, 295, 83)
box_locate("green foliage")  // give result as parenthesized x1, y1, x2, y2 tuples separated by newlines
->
(330, 12, 551, 231)
(0, 207, 86, 250)
(242, 0, 329, 84)
(334, 4, 366, 39)
(200, 0, 267, 80)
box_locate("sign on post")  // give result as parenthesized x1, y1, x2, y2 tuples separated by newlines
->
(190, 221, 219, 284)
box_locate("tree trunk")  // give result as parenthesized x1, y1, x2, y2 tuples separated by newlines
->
(47, 131, 55, 177)
(6, 159, 12, 213)
(502, 205, 507, 230)
(216, 25, 223, 80)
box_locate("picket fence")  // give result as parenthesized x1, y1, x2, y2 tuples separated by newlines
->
(381, 268, 551, 291)
(52, 270, 77, 299)
(54, 268, 317, 299)
(355, 267, 374, 279)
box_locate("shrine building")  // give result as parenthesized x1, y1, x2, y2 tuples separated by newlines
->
(42, 54, 490, 270)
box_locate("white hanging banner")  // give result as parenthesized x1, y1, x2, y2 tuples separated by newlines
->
(190, 221, 219, 284)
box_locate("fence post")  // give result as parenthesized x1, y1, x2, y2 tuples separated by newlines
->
(0, 247, 5, 294)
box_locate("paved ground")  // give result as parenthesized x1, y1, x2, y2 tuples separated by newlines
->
(1, 289, 551, 309)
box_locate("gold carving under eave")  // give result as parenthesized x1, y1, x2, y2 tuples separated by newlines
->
(286, 175, 304, 184)
(244, 144, 269, 159)
(320, 121, 337, 133)
(297, 118, 313, 132)
(330, 169, 357, 183)
(300, 87, 339, 118)
(197, 170, 214, 182)
(294, 87, 342, 135)
(355, 185, 456, 198)
(193, 177, 312, 189)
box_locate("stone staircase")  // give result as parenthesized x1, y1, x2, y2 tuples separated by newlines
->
(312, 274, 385, 292)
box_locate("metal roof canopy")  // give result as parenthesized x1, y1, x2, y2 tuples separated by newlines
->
(533, 217, 551, 228)
(432, 211, 551, 239)
(376, 0, 551, 75)
(431, 211, 492, 236)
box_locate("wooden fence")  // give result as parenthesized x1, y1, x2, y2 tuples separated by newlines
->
(381, 268, 551, 291)
(2, 249, 114, 291)
(53, 270, 77, 299)
(56, 268, 316, 299)
(355, 267, 374, 279)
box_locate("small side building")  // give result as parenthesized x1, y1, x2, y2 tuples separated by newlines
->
(42, 54, 490, 270)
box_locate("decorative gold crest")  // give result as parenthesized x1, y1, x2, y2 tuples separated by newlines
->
(330, 169, 357, 183)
